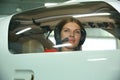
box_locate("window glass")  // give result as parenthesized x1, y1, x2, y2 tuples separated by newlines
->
(8, 1, 120, 54)
(82, 38, 116, 50)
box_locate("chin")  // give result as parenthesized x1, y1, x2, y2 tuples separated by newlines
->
(66, 46, 76, 49)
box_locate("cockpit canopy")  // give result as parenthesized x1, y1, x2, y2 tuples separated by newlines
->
(8, 1, 120, 54)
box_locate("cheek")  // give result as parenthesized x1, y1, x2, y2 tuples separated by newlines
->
(75, 34, 81, 43)
(61, 32, 69, 39)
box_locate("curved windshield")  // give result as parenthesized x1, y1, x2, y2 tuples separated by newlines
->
(8, 1, 120, 54)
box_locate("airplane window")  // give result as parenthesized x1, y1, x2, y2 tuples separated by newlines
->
(49, 28, 117, 51)
(82, 38, 116, 51)
(8, 24, 54, 54)
(8, 1, 120, 54)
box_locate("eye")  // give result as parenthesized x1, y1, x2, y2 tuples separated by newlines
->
(63, 29, 69, 32)
(75, 30, 80, 34)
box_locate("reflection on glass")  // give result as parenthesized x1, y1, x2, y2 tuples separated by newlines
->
(16, 27, 32, 35)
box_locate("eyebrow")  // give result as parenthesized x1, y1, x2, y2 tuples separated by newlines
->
(62, 28, 81, 30)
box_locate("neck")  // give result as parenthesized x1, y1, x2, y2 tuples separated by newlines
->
(61, 47, 74, 51)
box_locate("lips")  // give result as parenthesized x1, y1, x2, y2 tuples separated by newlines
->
(62, 37, 75, 43)
(68, 38, 75, 43)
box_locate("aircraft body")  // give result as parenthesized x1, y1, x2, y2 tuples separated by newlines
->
(0, 0, 120, 80)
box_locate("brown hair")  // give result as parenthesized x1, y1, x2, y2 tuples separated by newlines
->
(54, 17, 86, 50)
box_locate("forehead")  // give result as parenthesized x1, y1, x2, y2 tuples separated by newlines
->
(63, 22, 81, 29)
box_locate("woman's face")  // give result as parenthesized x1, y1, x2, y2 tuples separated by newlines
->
(61, 22, 81, 50)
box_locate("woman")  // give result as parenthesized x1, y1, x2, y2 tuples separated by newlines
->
(54, 17, 86, 51)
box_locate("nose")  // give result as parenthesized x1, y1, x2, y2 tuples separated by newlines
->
(70, 31, 74, 37)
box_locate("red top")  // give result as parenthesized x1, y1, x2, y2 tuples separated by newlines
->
(44, 48, 58, 52)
